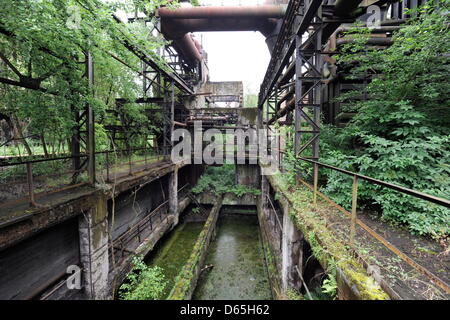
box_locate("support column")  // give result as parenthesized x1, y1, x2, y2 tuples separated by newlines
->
(169, 167, 179, 224)
(86, 51, 95, 184)
(281, 207, 303, 292)
(260, 175, 269, 212)
(78, 194, 109, 300)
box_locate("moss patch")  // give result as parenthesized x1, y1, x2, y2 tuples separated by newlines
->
(268, 173, 389, 300)
(167, 197, 223, 300)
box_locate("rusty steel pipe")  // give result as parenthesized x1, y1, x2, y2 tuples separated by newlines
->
(175, 33, 203, 63)
(333, 0, 364, 17)
(161, 18, 279, 39)
(336, 37, 393, 47)
(159, 5, 287, 64)
(157, 5, 286, 19)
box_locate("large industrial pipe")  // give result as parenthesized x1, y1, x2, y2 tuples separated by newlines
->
(176, 33, 204, 63)
(158, 5, 287, 65)
(336, 37, 393, 46)
(158, 5, 286, 19)
(333, 0, 364, 17)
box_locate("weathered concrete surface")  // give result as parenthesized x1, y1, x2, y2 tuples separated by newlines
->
(0, 218, 81, 300)
(257, 176, 283, 299)
(236, 164, 260, 188)
(168, 196, 223, 300)
(169, 168, 179, 225)
(187, 81, 243, 109)
(0, 185, 96, 251)
(281, 206, 303, 291)
(78, 193, 110, 300)
(0, 161, 180, 252)
(266, 173, 389, 300)
(0, 160, 193, 300)
(198, 191, 257, 206)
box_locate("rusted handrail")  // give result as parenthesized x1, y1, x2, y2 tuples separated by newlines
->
(266, 194, 283, 232)
(296, 156, 450, 208)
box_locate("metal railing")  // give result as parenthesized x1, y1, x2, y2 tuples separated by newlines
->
(0, 147, 164, 209)
(109, 183, 193, 266)
(287, 155, 450, 295)
(110, 200, 169, 266)
(266, 194, 283, 251)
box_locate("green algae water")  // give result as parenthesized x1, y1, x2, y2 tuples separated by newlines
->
(145, 221, 204, 299)
(193, 214, 272, 300)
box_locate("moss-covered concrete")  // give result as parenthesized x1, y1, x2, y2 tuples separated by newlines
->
(146, 221, 205, 298)
(267, 173, 390, 300)
(167, 197, 223, 300)
(256, 201, 283, 299)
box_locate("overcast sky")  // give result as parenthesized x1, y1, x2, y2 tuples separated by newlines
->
(196, 31, 270, 94)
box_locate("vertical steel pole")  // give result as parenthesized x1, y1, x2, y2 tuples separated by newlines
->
(350, 175, 358, 246)
(86, 51, 95, 185)
(294, 35, 302, 158)
(313, 162, 318, 206)
(171, 80, 175, 157)
(313, 5, 323, 166)
(26, 162, 36, 207)
(163, 80, 168, 156)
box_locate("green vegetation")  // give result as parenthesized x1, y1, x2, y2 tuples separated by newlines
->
(271, 173, 389, 300)
(191, 164, 261, 197)
(283, 3, 449, 239)
(169, 199, 221, 300)
(146, 221, 205, 299)
(0, 0, 178, 159)
(119, 255, 168, 300)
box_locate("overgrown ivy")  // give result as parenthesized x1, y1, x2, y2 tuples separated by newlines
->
(191, 164, 261, 197)
(119, 255, 167, 300)
(283, 2, 449, 239)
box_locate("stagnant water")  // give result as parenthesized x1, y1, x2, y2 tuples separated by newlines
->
(144, 221, 204, 299)
(193, 215, 272, 300)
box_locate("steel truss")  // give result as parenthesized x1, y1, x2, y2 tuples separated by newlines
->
(294, 3, 322, 160)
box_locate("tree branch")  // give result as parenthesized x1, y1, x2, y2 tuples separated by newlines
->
(0, 51, 23, 78)
(0, 77, 56, 95)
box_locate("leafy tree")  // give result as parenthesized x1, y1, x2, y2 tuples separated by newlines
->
(0, 0, 173, 156)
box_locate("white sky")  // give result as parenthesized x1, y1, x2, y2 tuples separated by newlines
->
(196, 31, 270, 94)
(187, 1, 272, 94)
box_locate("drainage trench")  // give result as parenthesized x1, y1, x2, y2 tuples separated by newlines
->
(141, 204, 272, 300)
(193, 212, 272, 300)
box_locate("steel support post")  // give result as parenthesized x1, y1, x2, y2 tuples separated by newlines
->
(294, 1, 323, 177)
(86, 51, 96, 184)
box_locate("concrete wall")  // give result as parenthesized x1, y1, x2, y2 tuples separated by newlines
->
(0, 160, 200, 300)
(236, 164, 260, 188)
(0, 218, 81, 300)
(108, 177, 169, 241)
(257, 176, 283, 299)
(186, 81, 243, 109)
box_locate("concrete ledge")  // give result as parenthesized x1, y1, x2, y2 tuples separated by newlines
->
(109, 195, 192, 297)
(267, 173, 389, 300)
(198, 191, 257, 206)
(0, 161, 184, 252)
(167, 197, 223, 300)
